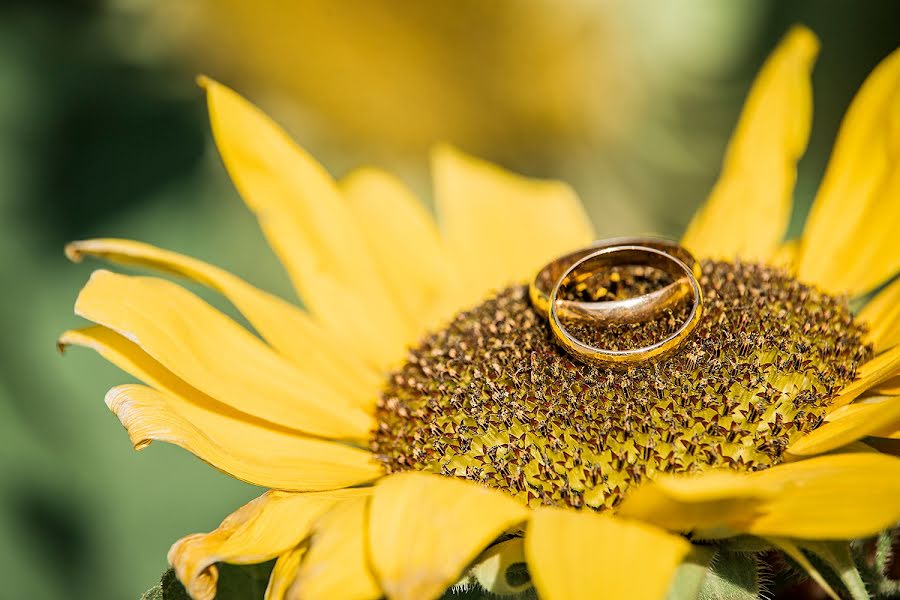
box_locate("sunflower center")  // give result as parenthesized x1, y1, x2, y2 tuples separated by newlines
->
(370, 260, 871, 511)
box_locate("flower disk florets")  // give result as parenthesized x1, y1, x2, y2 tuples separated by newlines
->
(371, 260, 871, 510)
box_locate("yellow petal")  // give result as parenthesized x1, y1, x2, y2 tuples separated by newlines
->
(618, 470, 766, 536)
(858, 277, 900, 353)
(265, 546, 305, 600)
(830, 344, 900, 409)
(368, 472, 528, 600)
(621, 453, 900, 540)
(74, 270, 371, 439)
(201, 77, 411, 368)
(432, 145, 594, 308)
(525, 508, 689, 600)
(60, 326, 381, 490)
(107, 384, 383, 490)
(682, 27, 818, 261)
(825, 440, 881, 454)
(751, 453, 900, 539)
(66, 238, 380, 408)
(873, 375, 900, 395)
(341, 168, 463, 334)
(60, 325, 197, 404)
(170, 489, 366, 600)
(878, 430, 900, 440)
(290, 496, 380, 600)
(787, 396, 900, 456)
(796, 47, 900, 296)
(823, 400, 884, 422)
(771, 240, 800, 270)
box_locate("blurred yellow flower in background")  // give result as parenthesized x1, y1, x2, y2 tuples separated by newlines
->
(122, 0, 763, 233)
(59, 25, 900, 600)
(147, 0, 752, 152)
(188, 0, 637, 155)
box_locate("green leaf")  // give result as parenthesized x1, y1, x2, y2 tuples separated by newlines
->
(866, 530, 900, 598)
(140, 561, 534, 600)
(439, 585, 533, 599)
(139, 562, 274, 600)
(697, 551, 759, 600)
(802, 541, 870, 600)
(719, 535, 774, 554)
(771, 537, 841, 600)
(666, 545, 717, 600)
(140, 569, 189, 600)
(139, 581, 162, 600)
(874, 531, 894, 576)
(439, 579, 537, 599)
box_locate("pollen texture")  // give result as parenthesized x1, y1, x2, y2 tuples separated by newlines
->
(370, 261, 872, 510)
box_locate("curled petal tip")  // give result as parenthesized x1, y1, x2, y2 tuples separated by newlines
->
(64, 241, 84, 263)
(56, 329, 82, 354)
(104, 385, 154, 451)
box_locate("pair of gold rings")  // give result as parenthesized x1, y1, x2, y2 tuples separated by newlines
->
(530, 237, 703, 367)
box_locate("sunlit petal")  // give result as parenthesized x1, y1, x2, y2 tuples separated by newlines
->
(368, 472, 528, 600)
(525, 508, 689, 600)
(341, 168, 463, 334)
(201, 77, 412, 368)
(750, 454, 900, 539)
(74, 270, 371, 439)
(60, 327, 381, 489)
(788, 396, 900, 456)
(265, 546, 305, 600)
(66, 238, 380, 408)
(618, 470, 766, 536)
(170, 490, 367, 600)
(858, 277, 900, 353)
(290, 496, 380, 600)
(433, 145, 594, 308)
(620, 453, 900, 540)
(830, 344, 900, 409)
(771, 240, 799, 270)
(107, 384, 382, 490)
(682, 27, 817, 261)
(797, 47, 900, 296)
(873, 374, 900, 395)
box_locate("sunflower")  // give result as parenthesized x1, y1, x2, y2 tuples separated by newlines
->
(61, 26, 900, 600)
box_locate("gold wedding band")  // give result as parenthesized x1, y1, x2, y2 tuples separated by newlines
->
(546, 244, 703, 367)
(529, 236, 701, 322)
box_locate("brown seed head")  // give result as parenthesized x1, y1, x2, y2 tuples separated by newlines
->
(370, 260, 871, 511)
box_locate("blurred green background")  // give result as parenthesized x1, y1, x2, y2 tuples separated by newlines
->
(0, 1, 896, 598)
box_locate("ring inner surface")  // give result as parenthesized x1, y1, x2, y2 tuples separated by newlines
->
(552, 248, 695, 354)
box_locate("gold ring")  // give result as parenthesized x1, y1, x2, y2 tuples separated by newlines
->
(547, 244, 703, 367)
(529, 236, 701, 321)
